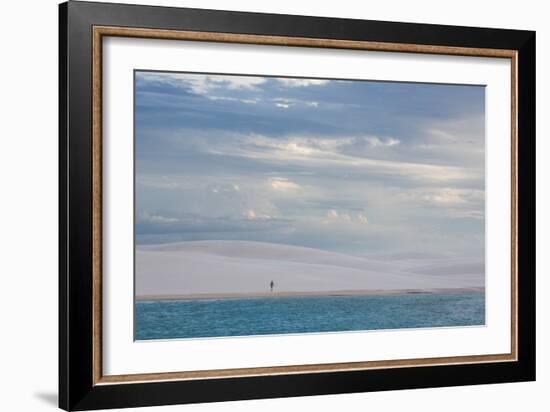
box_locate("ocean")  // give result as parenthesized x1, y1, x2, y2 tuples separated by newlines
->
(135, 292, 485, 340)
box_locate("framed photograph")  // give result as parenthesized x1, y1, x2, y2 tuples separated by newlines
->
(59, 1, 536, 410)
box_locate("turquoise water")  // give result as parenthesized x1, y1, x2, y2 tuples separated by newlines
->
(135, 292, 485, 340)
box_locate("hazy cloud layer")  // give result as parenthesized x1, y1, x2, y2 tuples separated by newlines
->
(135, 71, 485, 258)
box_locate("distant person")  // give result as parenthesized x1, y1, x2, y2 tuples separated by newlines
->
(270, 280, 275, 293)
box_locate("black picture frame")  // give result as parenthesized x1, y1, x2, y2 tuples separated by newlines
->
(59, 1, 536, 410)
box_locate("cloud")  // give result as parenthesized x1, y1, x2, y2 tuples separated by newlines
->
(327, 209, 339, 219)
(137, 175, 183, 189)
(277, 78, 329, 87)
(411, 116, 485, 168)
(242, 209, 257, 220)
(140, 212, 179, 224)
(366, 136, 401, 147)
(429, 128, 460, 142)
(273, 98, 320, 109)
(135, 72, 485, 255)
(241, 209, 276, 221)
(206, 76, 266, 90)
(326, 209, 368, 224)
(421, 188, 484, 205)
(208, 96, 260, 104)
(197, 133, 480, 183)
(283, 141, 316, 155)
(269, 177, 300, 191)
(357, 213, 369, 224)
(210, 183, 240, 194)
(137, 72, 266, 96)
(447, 209, 484, 220)
(137, 210, 291, 238)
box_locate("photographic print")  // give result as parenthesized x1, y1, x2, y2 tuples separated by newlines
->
(134, 70, 486, 341)
(60, 5, 534, 408)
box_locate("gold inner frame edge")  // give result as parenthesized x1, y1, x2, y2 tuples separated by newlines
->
(91, 26, 518, 385)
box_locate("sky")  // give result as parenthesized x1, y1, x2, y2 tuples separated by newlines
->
(135, 71, 485, 258)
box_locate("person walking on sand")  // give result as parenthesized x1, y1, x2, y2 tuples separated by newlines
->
(270, 280, 275, 293)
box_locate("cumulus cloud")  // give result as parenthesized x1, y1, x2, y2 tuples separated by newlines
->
(242, 209, 257, 219)
(340, 214, 352, 221)
(357, 213, 369, 224)
(241, 209, 274, 220)
(327, 209, 339, 219)
(326, 209, 368, 224)
(210, 183, 240, 194)
(269, 177, 300, 191)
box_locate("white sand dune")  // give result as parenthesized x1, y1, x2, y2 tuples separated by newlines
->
(136, 240, 484, 298)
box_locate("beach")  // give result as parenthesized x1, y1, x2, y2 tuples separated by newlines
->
(134, 240, 485, 339)
(136, 240, 485, 301)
